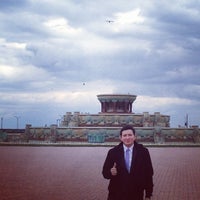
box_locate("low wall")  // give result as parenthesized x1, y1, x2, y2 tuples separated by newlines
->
(1, 126, 200, 144)
(0, 125, 200, 144)
(0, 129, 24, 142)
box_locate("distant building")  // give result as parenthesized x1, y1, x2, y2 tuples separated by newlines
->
(3, 94, 200, 144)
(61, 94, 170, 128)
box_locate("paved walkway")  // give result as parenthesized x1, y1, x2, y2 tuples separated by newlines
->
(0, 146, 200, 200)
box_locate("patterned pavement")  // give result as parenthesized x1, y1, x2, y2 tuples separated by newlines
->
(0, 146, 200, 200)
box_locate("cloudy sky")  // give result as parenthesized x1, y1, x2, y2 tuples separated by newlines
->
(0, 0, 200, 128)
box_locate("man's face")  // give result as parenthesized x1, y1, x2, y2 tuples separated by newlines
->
(120, 129, 136, 147)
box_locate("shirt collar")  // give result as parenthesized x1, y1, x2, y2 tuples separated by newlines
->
(123, 144, 134, 152)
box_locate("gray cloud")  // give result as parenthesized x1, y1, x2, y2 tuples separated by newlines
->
(0, 0, 200, 128)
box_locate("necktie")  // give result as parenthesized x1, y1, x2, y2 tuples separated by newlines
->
(125, 148, 130, 172)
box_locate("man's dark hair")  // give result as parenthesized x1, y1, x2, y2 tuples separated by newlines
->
(120, 125, 135, 136)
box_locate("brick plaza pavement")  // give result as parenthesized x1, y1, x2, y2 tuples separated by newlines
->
(0, 146, 200, 200)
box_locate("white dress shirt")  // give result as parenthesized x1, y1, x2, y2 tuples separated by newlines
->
(123, 144, 134, 170)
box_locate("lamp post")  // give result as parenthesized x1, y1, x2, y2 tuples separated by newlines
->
(57, 115, 63, 127)
(56, 119, 61, 127)
(1, 117, 3, 129)
(14, 116, 20, 129)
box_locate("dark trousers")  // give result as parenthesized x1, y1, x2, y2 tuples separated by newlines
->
(107, 192, 144, 200)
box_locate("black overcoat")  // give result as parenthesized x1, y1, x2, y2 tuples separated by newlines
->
(102, 142, 153, 200)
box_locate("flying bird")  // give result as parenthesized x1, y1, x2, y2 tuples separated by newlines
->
(106, 20, 114, 23)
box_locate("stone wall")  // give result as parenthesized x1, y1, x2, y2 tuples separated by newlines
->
(25, 125, 200, 144)
(61, 112, 170, 128)
(0, 129, 24, 142)
(1, 126, 200, 144)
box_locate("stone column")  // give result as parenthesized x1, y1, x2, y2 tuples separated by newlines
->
(130, 102, 132, 113)
(24, 124, 32, 142)
(50, 124, 57, 143)
(124, 101, 129, 113)
(101, 101, 105, 112)
(113, 100, 117, 112)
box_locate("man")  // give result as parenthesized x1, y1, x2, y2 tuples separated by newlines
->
(102, 125, 153, 200)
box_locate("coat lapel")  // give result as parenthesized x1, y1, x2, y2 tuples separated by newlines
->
(117, 143, 127, 172)
(130, 142, 138, 172)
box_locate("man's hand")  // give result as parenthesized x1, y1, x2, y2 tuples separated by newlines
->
(110, 162, 117, 176)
